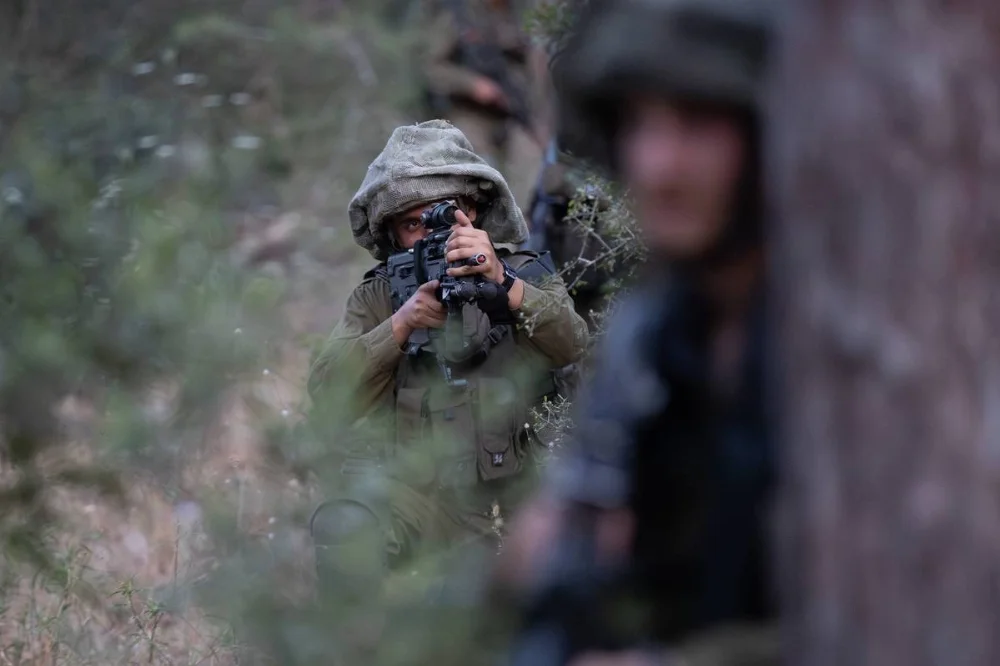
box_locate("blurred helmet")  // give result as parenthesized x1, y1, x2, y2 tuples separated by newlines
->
(552, 0, 774, 170)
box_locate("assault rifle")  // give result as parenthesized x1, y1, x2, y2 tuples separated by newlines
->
(386, 200, 508, 386)
(506, 297, 677, 666)
(525, 139, 561, 253)
(506, 505, 639, 666)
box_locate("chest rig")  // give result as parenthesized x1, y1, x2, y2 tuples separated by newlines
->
(367, 252, 559, 493)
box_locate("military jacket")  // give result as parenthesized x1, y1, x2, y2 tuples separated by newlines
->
(553, 271, 776, 639)
(309, 250, 588, 501)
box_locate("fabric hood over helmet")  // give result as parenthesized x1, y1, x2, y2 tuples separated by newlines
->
(348, 119, 529, 261)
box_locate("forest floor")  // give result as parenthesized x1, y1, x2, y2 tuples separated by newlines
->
(0, 26, 415, 664)
(0, 175, 380, 666)
(0, 2, 565, 659)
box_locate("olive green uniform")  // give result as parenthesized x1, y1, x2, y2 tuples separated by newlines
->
(309, 256, 587, 555)
(307, 120, 588, 625)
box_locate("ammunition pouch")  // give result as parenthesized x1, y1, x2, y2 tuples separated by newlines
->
(395, 376, 530, 490)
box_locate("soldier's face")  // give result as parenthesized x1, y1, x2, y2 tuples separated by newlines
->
(390, 200, 478, 249)
(617, 96, 747, 260)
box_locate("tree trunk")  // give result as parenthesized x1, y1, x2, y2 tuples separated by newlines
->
(770, 2, 1000, 665)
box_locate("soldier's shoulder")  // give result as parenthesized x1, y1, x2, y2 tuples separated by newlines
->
(351, 264, 391, 300)
(501, 250, 557, 281)
(361, 263, 390, 283)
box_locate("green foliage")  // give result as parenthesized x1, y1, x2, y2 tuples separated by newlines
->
(524, 0, 584, 50)
(0, 0, 430, 661)
(0, 0, 649, 663)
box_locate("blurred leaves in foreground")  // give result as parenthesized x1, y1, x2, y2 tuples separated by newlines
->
(0, 0, 651, 663)
(0, 0, 436, 663)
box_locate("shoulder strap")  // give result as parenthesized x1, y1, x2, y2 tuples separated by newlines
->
(504, 250, 557, 281)
(364, 263, 390, 283)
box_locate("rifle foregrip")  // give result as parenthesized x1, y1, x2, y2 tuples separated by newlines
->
(407, 327, 430, 354)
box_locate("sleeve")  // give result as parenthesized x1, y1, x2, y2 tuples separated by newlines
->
(544, 294, 666, 510)
(515, 274, 590, 368)
(421, 10, 485, 99)
(545, 343, 635, 510)
(307, 278, 402, 420)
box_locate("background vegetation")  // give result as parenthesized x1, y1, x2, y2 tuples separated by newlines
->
(0, 0, 644, 663)
(0, 1, 433, 662)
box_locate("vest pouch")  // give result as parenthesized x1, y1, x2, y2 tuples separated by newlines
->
(424, 386, 479, 490)
(394, 387, 437, 488)
(473, 377, 524, 483)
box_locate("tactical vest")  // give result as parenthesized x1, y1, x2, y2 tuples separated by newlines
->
(367, 251, 560, 494)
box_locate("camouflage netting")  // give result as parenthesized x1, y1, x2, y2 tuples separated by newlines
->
(348, 119, 528, 261)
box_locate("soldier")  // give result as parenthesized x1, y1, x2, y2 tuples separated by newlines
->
(526, 41, 626, 330)
(306, 119, 588, 648)
(421, 0, 543, 209)
(498, 1, 781, 665)
(526, 137, 618, 331)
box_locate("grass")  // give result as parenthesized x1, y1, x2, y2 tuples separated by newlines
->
(0, 1, 427, 662)
(0, 531, 241, 665)
(0, 2, 642, 663)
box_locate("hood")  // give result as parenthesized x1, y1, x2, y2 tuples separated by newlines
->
(348, 119, 528, 261)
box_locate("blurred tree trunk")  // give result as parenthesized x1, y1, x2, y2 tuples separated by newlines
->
(770, 2, 1000, 666)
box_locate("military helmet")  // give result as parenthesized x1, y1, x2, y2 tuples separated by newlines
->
(552, 0, 773, 169)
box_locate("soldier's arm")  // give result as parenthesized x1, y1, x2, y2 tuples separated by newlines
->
(307, 278, 401, 418)
(422, 11, 488, 99)
(512, 273, 590, 367)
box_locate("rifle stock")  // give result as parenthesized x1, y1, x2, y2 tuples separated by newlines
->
(507, 506, 633, 666)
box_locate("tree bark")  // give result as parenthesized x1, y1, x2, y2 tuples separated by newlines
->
(770, 2, 1000, 665)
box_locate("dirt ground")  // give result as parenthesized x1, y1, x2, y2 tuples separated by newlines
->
(0, 147, 386, 664)
(0, 21, 560, 657)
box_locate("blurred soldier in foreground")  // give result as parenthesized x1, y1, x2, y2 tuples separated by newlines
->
(421, 0, 543, 209)
(497, 1, 780, 665)
(306, 119, 587, 657)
